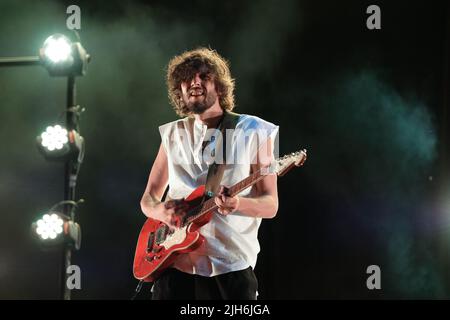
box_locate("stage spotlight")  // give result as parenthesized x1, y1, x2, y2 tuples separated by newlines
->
(39, 34, 90, 76)
(37, 125, 84, 161)
(41, 34, 72, 63)
(35, 213, 64, 240)
(32, 210, 82, 249)
(40, 125, 68, 151)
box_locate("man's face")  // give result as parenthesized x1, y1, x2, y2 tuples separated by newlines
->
(180, 68, 219, 114)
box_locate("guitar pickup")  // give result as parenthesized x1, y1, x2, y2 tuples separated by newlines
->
(155, 225, 168, 244)
(146, 232, 155, 252)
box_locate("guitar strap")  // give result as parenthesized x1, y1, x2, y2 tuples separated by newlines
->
(160, 111, 240, 202)
(204, 111, 240, 197)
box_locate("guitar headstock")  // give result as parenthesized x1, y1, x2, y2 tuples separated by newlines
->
(269, 149, 307, 176)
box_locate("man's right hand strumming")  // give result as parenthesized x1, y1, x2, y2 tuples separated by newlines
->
(143, 199, 188, 229)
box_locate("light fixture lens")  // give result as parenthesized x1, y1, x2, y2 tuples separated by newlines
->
(35, 213, 64, 241)
(42, 35, 72, 63)
(40, 125, 68, 152)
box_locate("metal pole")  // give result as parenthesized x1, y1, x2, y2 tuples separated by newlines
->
(61, 76, 77, 300)
(0, 56, 40, 67)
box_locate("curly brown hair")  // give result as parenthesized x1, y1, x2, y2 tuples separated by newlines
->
(166, 47, 235, 117)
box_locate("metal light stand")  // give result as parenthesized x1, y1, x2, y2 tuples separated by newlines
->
(0, 56, 85, 300)
(61, 75, 83, 300)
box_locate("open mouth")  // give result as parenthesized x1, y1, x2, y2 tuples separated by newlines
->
(189, 89, 204, 97)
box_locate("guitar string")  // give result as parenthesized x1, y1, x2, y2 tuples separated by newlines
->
(181, 168, 264, 226)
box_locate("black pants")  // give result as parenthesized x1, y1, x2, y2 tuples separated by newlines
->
(151, 267, 258, 300)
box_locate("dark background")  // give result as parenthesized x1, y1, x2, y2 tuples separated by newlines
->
(0, 0, 449, 299)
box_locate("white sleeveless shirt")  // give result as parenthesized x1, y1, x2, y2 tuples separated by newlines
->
(158, 114, 279, 276)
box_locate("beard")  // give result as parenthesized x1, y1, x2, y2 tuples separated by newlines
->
(185, 90, 217, 114)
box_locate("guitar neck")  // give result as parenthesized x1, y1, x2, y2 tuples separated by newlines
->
(184, 168, 267, 224)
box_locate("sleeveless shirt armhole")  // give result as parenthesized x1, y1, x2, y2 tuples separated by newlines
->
(158, 122, 172, 155)
(250, 124, 279, 164)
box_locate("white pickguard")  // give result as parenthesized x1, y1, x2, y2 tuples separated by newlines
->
(160, 225, 188, 249)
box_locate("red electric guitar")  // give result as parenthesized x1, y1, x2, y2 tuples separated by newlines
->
(133, 149, 307, 282)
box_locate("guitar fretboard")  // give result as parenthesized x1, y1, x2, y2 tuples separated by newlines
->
(183, 168, 267, 225)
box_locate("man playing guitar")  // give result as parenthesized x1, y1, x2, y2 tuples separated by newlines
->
(140, 48, 292, 299)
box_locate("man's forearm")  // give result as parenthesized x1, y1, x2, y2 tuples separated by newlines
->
(140, 193, 161, 218)
(235, 194, 278, 219)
